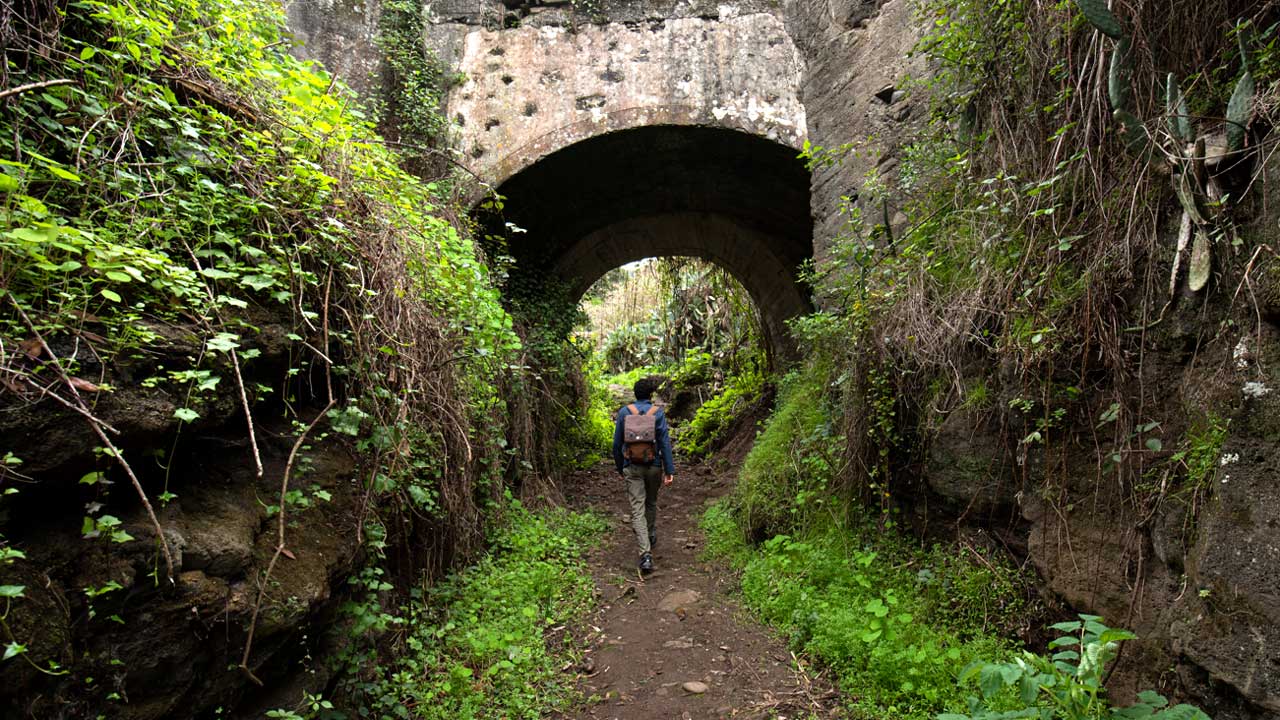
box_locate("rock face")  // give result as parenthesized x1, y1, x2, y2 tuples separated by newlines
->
(0, 316, 366, 718)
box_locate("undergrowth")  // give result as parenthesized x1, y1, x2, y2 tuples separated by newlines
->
(704, 504, 1027, 720)
(0, 0, 524, 704)
(678, 363, 765, 458)
(342, 499, 606, 719)
(703, 360, 1034, 719)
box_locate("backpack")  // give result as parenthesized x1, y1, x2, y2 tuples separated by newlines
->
(622, 403, 660, 464)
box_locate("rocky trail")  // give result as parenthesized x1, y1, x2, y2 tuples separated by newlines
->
(556, 461, 843, 720)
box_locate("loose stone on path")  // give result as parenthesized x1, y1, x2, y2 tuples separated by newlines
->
(657, 589, 702, 612)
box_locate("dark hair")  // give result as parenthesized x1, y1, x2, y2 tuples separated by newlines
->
(634, 377, 657, 401)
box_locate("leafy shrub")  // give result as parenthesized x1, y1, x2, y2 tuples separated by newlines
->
(941, 616, 1210, 720)
(601, 365, 660, 393)
(563, 356, 618, 466)
(668, 350, 713, 389)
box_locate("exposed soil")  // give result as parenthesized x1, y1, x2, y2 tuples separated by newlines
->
(557, 461, 842, 720)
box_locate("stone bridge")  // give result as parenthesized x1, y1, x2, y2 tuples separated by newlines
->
(286, 0, 923, 354)
(283, 5, 1280, 712)
(442, 2, 813, 359)
(288, 0, 831, 358)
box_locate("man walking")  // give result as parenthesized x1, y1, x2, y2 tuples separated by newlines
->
(613, 377, 675, 574)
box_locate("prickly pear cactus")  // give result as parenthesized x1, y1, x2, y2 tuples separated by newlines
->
(1227, 19, 1255, 152)
(1226, 72, 1255, 152)
(1075, 0, 1124, 39)
(1165, 74, 1194, 144)
(1114, 109, 1147, 155)
(1175, 169, 1206, 225)
(1109, 37, 1133, 113)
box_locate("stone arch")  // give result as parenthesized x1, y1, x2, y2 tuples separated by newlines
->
(558, 213, 806, 361)
(481, 123, 813, 363)
(446, 11, 806, 187)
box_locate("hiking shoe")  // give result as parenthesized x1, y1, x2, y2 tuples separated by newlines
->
(649, 531, 657, 550)
(639, 552, 653, 574)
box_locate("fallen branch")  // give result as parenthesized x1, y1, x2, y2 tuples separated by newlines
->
(230, 347, 263, 478)
(0, 78, 74, 102)
(238, 398, 334, 686)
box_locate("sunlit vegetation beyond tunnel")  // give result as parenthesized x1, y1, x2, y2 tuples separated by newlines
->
(578, 257, 769, 459)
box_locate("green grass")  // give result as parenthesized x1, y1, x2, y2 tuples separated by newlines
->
(361, 501, 606, 719)
(702, 363, 1031, 720)
(704, 506, 1026, 719)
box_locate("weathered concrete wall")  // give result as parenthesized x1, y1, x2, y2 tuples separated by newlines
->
(444, 7, 806, 184)
(779, 0, 925, 254)
(284, 0, 384, 97)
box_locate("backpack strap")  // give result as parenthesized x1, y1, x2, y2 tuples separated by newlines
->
(626, 403, 638, 415)
(645, 404, 659, 416)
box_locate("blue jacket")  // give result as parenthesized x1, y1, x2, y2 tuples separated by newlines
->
(613, 400, 675, 476)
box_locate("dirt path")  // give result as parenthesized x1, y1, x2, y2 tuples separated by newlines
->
(557, 462, 841, 720)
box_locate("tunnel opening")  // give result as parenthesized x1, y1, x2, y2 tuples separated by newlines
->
(582, 256, 766, 381)
(579, 256, 771, 441)
(477, 124, 814, 365)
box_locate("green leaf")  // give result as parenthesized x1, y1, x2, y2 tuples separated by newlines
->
(174, 408, 199, 422)
(3, 642, 26, 661)
(105, 270, 132, 283)
(206, 333, 241, 353)
(200, 267, 238, 280)
(80, 47, 97, 60)
(0, 585, 26, 598)
(100, 288, 122, 303)
(241, 274, 277, 291)
(978, 664, 1009, 697)
(1145, 438, 1163, 452)
(44, 164, 81, 183)
(79, 471, 104, 485)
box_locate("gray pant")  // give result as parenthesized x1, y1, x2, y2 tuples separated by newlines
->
(625, 463, 663, 555)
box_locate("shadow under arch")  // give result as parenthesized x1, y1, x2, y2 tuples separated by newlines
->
(481, 124, 813, 364)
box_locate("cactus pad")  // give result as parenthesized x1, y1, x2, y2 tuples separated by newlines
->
(1075, 0, 1124, 39)
(1165, 74, 1193, 144)
(1113, 109, 1147, 155)
(1109, 38, 1133, 113)
(1188, 228, 1211, 292)
(1226, 70, 1254, 152)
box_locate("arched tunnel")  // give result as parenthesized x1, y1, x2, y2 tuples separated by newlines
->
(480, 125, 814, 361)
